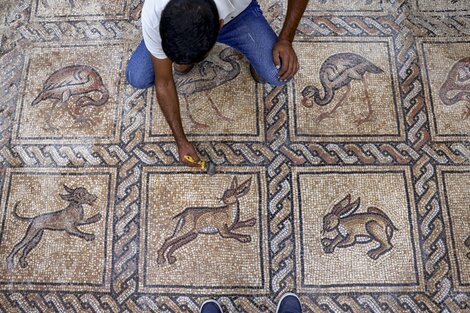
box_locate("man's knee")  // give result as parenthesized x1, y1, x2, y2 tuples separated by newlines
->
(261, 68, 287, 87)
(126, 66, 153, 89)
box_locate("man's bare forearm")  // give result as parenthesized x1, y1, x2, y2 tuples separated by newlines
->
(278, 0, 309, 42)
(156, 81, 187, 143)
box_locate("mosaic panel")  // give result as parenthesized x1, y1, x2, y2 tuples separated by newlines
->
(12, 43, 126, 145)
(438, 167, 470, 293)
(415, 0, 470, 14)
(291, 38, 404, 142)
(145, 45, 265, 142)
(140, 167, 269, 294)
(419, 40, 470, 141)
(31, 0, 130, 21)
(0, 0, 469, 311)
(0, 168, 116, 292)
(306, 0, 383, 13)
(293, 166, 424, 293)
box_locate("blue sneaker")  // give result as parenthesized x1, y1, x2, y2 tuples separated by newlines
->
(276, 293, 302, 313)
(200, 300, 222, 313)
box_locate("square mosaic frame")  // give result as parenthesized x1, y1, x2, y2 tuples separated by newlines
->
(0, 167, 117, 292)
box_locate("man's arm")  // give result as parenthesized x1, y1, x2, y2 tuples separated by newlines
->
(273, 0, 309, 81)
(151, 56, 200, 165)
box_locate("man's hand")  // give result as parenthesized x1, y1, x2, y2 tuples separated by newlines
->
(273, 39, 299, 81)
(177, 140, 200, 167)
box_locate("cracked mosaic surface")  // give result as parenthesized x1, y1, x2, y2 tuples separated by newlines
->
(0, 0, 470, 312)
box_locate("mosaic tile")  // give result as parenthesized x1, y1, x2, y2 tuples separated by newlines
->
(305, 0, 383, 14)
(31, 0, 130, 21)
(438, 167, 470, 293)
(0, 168, 116, 291)
(290, 38, 404, 142)
(145, 45, 264, 142)
(12, 43, 126, 145)
(415, 0, 470, 14)
(419, 39, 470, 141)
(293, 166, 424, 293)
(140, 167, 269, 294)
(0, 0, 469, 311)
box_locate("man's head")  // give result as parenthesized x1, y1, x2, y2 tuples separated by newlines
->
(160, 0, 220, 64)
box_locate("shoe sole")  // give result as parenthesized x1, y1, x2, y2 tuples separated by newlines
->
(276, 293, 301, 313)
(200, 299, 223, 313)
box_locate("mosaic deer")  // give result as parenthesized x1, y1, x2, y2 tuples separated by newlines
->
(321, 194, 398, 260)
(6, 185, 101, 270)
(157, 176, 256, 265)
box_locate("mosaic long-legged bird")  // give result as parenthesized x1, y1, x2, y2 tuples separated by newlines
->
(32, 65, 109, 132)
(175, 47, 243, 128)
(439, 57, 470, 120)
(301, 52, 384, 125)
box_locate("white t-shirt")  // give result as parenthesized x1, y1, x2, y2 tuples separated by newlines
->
(142, 0, 251, 59)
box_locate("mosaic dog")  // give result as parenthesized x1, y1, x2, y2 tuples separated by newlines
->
(157, 176, 256, 265)
(321, 194, 398, 260)
(439, 57, 470, 120)
(6, 185, 101, 270)
(32, 65, 109, 131)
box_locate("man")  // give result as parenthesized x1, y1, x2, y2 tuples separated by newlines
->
(126, 0, 308, 167)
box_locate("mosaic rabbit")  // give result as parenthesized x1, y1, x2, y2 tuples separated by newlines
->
(157, 176, 256, 265)
(321, 194, 398, 260)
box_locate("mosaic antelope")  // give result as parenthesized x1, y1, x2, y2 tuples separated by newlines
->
(301, 52, 384, 125)
(41, 0, 75, 8)
(321, 194, 398, 260)
(175, 47, 243, 128)
(439, 57, 470, 120)
(157, 176, 256, 265)
(6, 185, 101, 270)
(32, 65, 109, 131)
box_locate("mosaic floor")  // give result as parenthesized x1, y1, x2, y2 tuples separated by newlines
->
(1, 0, 470, 312)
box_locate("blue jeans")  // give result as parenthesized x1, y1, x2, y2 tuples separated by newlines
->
(126, 0, 284, 88)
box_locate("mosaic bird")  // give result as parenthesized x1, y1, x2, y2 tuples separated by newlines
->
(301, 52, 384, 125)
(439, 57, 470, 120)
(32, 65, 109, 131)
(174, 47, 243, 128)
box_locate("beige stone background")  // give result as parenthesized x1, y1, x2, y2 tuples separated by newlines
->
(0, 169, 115, 291)
(15, 45, 125, 144)
(293, 40, 402, 139)
(0, 0, 470, 311)
(140, 170, 269, 294)
(293, 168, 423, 293)
(421, 41, 470, 139)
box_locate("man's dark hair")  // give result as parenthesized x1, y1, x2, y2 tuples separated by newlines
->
(160, 0, 220, 64)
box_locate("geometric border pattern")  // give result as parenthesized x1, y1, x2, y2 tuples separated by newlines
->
(0, 0, 469, 312)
